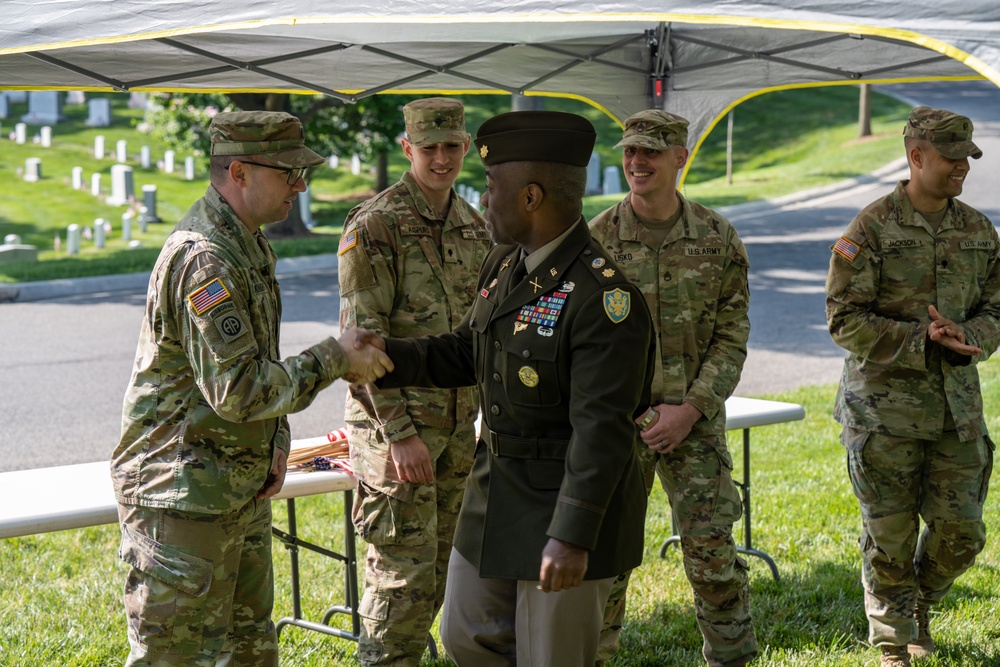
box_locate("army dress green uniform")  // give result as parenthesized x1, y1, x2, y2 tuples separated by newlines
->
(378, 220, 654, 581)
(112, 186, 348, 666)
(590, 194, 756, 667)
(827, 180, 999, 647)
(338, 171, 490, 665)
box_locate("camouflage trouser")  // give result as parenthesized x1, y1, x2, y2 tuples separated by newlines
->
(349, 422, 476, 667)
(598, 435, 757, 667)
(842, 427, 994, 647)
(116, 499, 277, 667)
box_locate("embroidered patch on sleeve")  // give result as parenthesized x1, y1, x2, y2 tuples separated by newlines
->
(604, 288, 631, 323)
(833, 236, 861, 261)
(338, 230, 358, 256)
(188, 278, 231, 315)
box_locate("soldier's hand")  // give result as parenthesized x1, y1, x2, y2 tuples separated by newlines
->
(340, 327, 394, 383)
(640, 402, 702, 455)
(256, 447, 288, 500)
(927, 305, 982, 356)
(538, 538, 588, 592)
(389, 435, 434, 484)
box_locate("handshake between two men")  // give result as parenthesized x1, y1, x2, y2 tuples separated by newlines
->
(339, 327, 393, 384)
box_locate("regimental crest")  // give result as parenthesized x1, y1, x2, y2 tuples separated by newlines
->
(604, 288, 631, 323)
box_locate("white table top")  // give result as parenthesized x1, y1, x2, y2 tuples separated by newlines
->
(0, 437, 355, 540)
(1, 397, 805, 540)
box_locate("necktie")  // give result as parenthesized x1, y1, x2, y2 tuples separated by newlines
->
(511, 258, 527, 286)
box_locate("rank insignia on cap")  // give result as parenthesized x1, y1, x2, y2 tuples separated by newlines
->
(188, 277, 231, 315)
(338, 230, 358, 256)
(833, 236, 861, 261)
(480, 145, 489, 159)
(592, 257, 606, 269)
(604, 288, 631, 323)
(518, 365, 539, 387)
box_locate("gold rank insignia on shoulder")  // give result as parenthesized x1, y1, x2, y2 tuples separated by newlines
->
(604, 288, 631, 324)
(602, 268, 616, 278)
(480, 145, 489, 159)
(518, 365, 539, 387)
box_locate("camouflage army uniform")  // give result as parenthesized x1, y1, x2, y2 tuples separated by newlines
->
(112, 185, 347, 666)
(590, 194, 755, 667)
(827, 180, 999, 648)
(339, 170, 490, 665)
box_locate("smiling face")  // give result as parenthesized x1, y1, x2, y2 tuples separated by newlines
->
(238, 158, 308, 229)
(402, 137, 470, 205)
(622, 144, 687, 199)
(907, 141, 971, 213)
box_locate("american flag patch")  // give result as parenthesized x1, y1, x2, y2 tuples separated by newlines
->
(833, 236, 861, 261)
(338, 231, 358, 256)
(188, 278, 231, 315)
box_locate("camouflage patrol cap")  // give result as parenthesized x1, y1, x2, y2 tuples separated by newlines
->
(209, 111, 325, 168)
(903, 106, 982, 160)
(474, 110, 595, 166)
(403, 98, 468, 146)
(615, 109, 689, 150)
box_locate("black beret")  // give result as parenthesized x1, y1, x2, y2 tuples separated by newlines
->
(474, 111, 596, 167)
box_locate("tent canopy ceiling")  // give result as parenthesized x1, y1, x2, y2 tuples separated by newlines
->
(3, 1, 999, 163)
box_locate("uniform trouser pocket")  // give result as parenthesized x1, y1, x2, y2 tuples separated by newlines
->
(119, 522, 214, 654)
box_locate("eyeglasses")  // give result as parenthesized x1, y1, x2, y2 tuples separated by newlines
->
(239, 161, 309, 185)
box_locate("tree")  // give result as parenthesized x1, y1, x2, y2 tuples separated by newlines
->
(143, 92, 409, 236)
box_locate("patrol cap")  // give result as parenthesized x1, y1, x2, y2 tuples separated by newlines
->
(403, 97, 468, 146)
(209, 111, 325, 167)
(903, 106, 982, 160)
(615, 109, 689, 150)
(474, 110, 595, 167)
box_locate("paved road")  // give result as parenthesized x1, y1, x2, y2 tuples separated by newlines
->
(3, 81, 999, 472)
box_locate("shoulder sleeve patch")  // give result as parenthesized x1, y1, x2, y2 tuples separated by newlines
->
(604, 288, 631, 323)
(338, 230, 358, 256)
(338, 227, 378, 297)
(187, 277, 231, 315)
(832, 236, 861, 262)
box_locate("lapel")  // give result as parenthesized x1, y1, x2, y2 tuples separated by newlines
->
(494, 219, 591, 319)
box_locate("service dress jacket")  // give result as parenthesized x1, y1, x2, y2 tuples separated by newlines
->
(379, 220, 655, 580)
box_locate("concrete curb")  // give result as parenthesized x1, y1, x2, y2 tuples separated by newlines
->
(0, 253, 340, 304)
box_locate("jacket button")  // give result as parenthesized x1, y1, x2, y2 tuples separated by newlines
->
(522, 350, 530, 358)
(494, 340, 502, 351)
(493, 372, 502, 382)
(490, 405, 501, 416)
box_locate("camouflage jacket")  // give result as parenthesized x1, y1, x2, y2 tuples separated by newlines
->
(112, 186, 349, 513)
(826, 180, 1000, 442)
(338, 171, 491, 442)
(589, 194, 750, 437)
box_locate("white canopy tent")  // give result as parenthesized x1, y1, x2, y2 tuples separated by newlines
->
(3, 1, 999, 174)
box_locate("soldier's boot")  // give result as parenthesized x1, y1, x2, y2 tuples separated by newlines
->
(908, 606, 935, 658)
(880, 645, 911, 667)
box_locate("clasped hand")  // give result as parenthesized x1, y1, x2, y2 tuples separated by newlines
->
(927, 305, 982, 357)
(339, 327, 394, 383)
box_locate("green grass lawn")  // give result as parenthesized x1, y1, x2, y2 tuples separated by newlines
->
(0, 87, 911, 283)
(3, 361, 999, 666)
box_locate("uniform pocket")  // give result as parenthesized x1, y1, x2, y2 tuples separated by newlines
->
(979, 435, 995, 504)
(351, 479, 425, 547)
(710, 446, 743, 527)
(119, 523, 213, 597)
(841, 427, 880, 505)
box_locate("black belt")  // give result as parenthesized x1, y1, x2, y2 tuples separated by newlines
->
(482, 425, 569, 460)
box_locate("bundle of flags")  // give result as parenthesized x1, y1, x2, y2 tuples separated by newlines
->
(287, 427, 353, 474)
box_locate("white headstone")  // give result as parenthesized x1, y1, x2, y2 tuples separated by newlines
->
(138, 206, 149, 233)
(91, 172, 102, 196)
(468, 190, 481, 210)
(0, 94, 8, 119)
(40, 126, 51, 148)
(116, 139, 127, 163)
(351, 154, 362, 176)
(164, 150, 175, 173)
(140, 146, 151, 169)
(602, 166, 622, 196)
(108, 164, 135, 205)
(65, 91, 86, 105)
(23, 158, 41, 182)
(4, 234, 20, 245)
(121, 210, 134, 242)
(299, 190, 313, 227)
(184, 156, 195, 181)
(14, 122, 26, 144)
(86, 98, 111, 127)
(71, 166, 83, 190)
(5, 91, 25, 104)
(329, 155, 340, 169)
(141, 184, 161, 223)
(21, 91, 63, 125)
(586, 152, 602, 195)
(94, 135, 105, 159)
(66, 224, 81, 254)
(93, 218, 106, 249)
